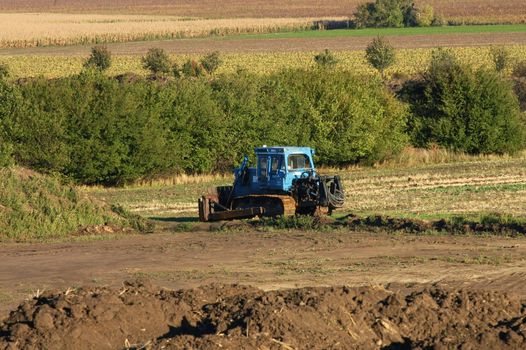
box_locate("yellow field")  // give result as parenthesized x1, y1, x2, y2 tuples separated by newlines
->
(0, 13, 322, 48)
(3, 46, 526, 79)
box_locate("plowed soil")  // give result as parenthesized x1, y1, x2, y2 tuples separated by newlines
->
(2, 32, 526, 56)
(1, 281, 526, 350)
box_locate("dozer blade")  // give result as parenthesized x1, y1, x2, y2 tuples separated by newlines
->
(198, 193, 297, 222)
(198, 195, 265, 222)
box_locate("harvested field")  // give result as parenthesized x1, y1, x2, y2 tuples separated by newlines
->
(2, 281, 526, 349)
(88, 154, 526, 219)
(1, 0, 525, 24)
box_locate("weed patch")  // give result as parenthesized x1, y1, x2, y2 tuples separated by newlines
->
(0, 167, 152, 241)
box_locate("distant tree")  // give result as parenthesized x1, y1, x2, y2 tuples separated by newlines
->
(415, 4, 434, 27)
(365, 37, 396, 78)
(354, 0, 437, 28)
(84, 46, 112, 71)
(200, 51, 222, 74)
(490, 46, 510, 72)
(0, 63, 9, 80)
(142, 48, 171, 75)
(314, 49, 339, 68)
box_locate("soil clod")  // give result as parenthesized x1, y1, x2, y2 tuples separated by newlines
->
(1, 282, 525, 349)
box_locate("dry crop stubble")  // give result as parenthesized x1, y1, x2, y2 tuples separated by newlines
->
(85, 151, 526, 219)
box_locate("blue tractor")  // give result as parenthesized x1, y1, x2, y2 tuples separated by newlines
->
(198, 146, 344, 222)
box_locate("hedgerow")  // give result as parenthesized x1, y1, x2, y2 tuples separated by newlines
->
(0, 69, 408, 185)
(402, 50, 525, 154)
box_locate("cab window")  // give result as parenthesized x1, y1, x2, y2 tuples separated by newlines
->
(258, 156, 268, 180)
(271, 155, 283, 175)
(287, 154, 311, 170)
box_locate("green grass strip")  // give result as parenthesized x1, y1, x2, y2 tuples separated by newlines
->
(218, 24, 526, 41)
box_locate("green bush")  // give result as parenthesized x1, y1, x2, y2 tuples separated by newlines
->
(314, 49, 339, 68)
(84, 46, 112, 71)
(403, 50, 525, 154)
(200, 51, 221, 74)
(365, 36, 396, 78)
(1, 69, 408, 184)
(142, 48, 171, 75)
(490, 46, 510, 73)
(181, 59, 206, 77)
(268, 69, 408, 165)
(415, 4, 434, 27)
(512, 61, 526, 111)
(354, 0, 436, 28)
(7, 72, 178, 185)
(0, 63, 9, 80)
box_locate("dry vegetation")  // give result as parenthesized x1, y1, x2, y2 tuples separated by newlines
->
(0, 13, 321, 48)
(0, 1, 525, 48)
(3, 46, 526, 79)
(1, 0, 526, 23)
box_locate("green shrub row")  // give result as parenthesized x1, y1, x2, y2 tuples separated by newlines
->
(0, 69, 407, 185)
(400, 50, 525, 154)
(1, 51, 524, 186)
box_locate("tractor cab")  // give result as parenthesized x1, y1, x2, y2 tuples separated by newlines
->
(253, 146, 316, 193)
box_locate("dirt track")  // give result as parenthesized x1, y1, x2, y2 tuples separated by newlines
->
(1, 225, 526, 320)
(1, 32, 526, 56)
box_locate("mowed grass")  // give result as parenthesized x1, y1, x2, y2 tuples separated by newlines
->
(224, 24, 526, 40)
(86, 150, 526, 221)
(3, 45, 526, 79)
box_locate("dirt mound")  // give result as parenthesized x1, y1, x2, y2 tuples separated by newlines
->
(341, 214, 526, 235)
(0, 167, 152, 240)
(2, 281, 526, 350)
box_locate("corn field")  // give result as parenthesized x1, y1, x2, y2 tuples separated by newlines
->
(3, 46, 526, 79)
(0, 13, 325, 49)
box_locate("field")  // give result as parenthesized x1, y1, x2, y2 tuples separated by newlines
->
(87, 150, 526, 219)
(2, 2, 526, 348)
(1, 155, 526, 348)
(1, 12, 525, 49)
(1, 144, 525, 347)
(1, 0, 526, 24)
(3, 45, 526, 79)
(0, 13, 321, 48)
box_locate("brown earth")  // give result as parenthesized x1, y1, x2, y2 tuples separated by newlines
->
(1, 224, 526, 315)
(1, 0, 526, 22)
(1, 32, 526, 56)
(1, 280, 526, 350)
